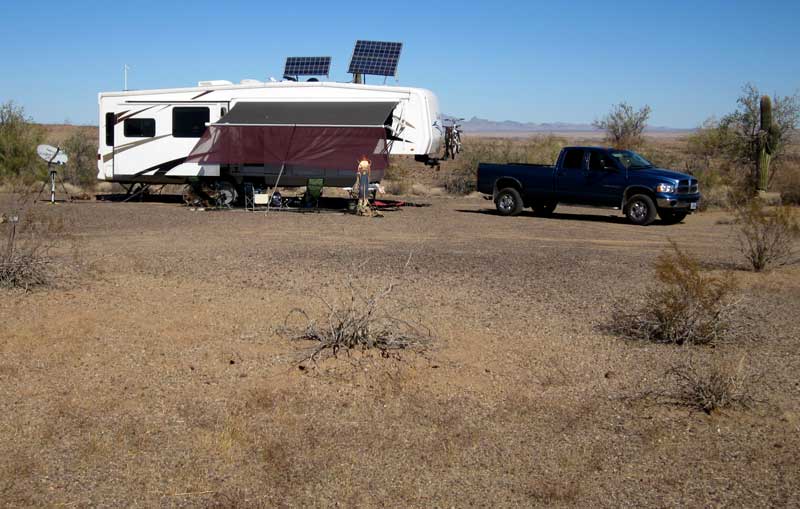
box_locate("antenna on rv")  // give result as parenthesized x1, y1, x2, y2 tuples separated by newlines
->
(123, 64, 131, 91)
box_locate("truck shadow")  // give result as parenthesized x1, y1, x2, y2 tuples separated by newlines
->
(455, 208, 678, 226)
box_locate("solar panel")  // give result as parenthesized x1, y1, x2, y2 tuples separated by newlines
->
(284, 56, 332, 77)
(347, 40, 403, 77)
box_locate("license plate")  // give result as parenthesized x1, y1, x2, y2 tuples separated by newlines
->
(690, 202, 698, 210)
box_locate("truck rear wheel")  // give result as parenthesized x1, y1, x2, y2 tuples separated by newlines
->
(495, 188, 523, 216)
(625, 194, 657, 225)
(532, 201, 557, 216)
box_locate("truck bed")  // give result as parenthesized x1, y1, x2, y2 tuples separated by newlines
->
(476, 162, 555, 196)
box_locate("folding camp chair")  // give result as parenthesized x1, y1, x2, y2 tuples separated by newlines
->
(303, 178, 324, 210)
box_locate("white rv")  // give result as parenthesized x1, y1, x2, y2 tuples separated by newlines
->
(97, 80, 444, 201)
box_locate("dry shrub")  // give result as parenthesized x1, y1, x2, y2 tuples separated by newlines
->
(280, 269, 432, 364)
(382, 163, 413, 195)
(382, 179, 411, 196)
(1, 188, 56, 289)
(735, 199, 800, 271)
(663, 356, 754, 413)
(609, 242, 739, 345)
(699, 184, 733, 211)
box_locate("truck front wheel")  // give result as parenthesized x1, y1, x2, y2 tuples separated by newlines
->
(495, 188, 523, 216)
(624, 194, 657, 225)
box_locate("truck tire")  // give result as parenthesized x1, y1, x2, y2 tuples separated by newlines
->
(624, 194, 657, 225)
(495, 188, 523, 216)
(658, 210, 688, 224)
(532, 201, 557, 216)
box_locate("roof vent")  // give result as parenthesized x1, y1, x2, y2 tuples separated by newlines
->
(197, 80, 233, 87)
(240, 79, 261, 85)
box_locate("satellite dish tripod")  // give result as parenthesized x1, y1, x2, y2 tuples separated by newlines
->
(35, 147, 72, 204)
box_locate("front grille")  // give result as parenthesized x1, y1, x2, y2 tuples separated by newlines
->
(677, 179, 698, 194)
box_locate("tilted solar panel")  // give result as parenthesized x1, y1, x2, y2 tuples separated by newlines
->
(347, 40, 403, 77)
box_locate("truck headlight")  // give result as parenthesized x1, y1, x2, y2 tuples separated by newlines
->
(656, 183, 676, 193)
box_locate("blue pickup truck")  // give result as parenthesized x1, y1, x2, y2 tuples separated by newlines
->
(476, 146, 701, 225)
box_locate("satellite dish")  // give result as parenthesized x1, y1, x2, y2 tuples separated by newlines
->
(37, 144, 68, 165)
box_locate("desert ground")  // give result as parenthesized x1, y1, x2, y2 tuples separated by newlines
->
(1, 193, 799, 507)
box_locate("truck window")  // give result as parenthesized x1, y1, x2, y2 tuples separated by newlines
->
(562, 149, 584, 170)
(589, 151, 614, 171)
(173, 107, 210, 138)
(124, 118, 156, 138)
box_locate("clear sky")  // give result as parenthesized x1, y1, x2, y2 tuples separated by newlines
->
(1, 0, 798, 128)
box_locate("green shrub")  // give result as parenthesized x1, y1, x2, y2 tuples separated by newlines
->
(0, 101, 45, 183)
(62, 129, 98, 188)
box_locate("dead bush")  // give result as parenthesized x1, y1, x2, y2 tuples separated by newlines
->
(0, 183, 70, 290)
(662, 356, 754, 413)
(609, 242, 740, 345)
(280, 270, 432, 365)
(735, 199, 800, 271)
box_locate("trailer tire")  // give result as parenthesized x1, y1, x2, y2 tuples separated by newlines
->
(495, 188, 523, 216)
(625, 194, 657, 225)
(214, 180, 238, 207)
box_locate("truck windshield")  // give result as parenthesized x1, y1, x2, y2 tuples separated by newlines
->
(609, 151, 654, 170)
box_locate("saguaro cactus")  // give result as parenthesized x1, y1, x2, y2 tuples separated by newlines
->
(757, 95, 779, 192)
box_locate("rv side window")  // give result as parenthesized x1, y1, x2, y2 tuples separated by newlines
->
(105, 112, 115, 146)
(124, 118, 156, 138)
(172, 107, 210, 138)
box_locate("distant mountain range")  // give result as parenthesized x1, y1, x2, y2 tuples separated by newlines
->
(450, 116, 690, 133)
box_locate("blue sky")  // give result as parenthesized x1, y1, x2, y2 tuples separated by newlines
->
(1, 0, 798, 127)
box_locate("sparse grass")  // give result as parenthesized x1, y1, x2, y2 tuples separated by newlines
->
(735, 199, 800, 271)
(2, 135, 800, 507)
(609, 241, 740, 345)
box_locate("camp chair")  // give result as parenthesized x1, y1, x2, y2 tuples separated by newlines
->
(303, 178, 324, 210)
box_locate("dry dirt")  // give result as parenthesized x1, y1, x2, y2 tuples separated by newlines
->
(1, 195, 799, 507)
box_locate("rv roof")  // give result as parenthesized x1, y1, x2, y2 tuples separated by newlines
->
(98, 80, 423, 99)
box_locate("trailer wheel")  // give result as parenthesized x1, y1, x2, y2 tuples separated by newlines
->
(495, 188, 523, 216)
(624, 194, 657, 225)
(532, 201, 557, 216)
(214, 180, 238, 207)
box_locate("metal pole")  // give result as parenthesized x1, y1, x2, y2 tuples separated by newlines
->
(6, 216, 17, 260)
(50, 170, 56, 204)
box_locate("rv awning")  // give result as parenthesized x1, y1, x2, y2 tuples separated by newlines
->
(186, 101, 397, 171)
(212, 101, 398, 127)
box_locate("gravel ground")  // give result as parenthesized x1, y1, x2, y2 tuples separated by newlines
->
(1, 195, 798, 507)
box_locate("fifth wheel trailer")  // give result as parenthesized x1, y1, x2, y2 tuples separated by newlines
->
(97, 80, 445, 202)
